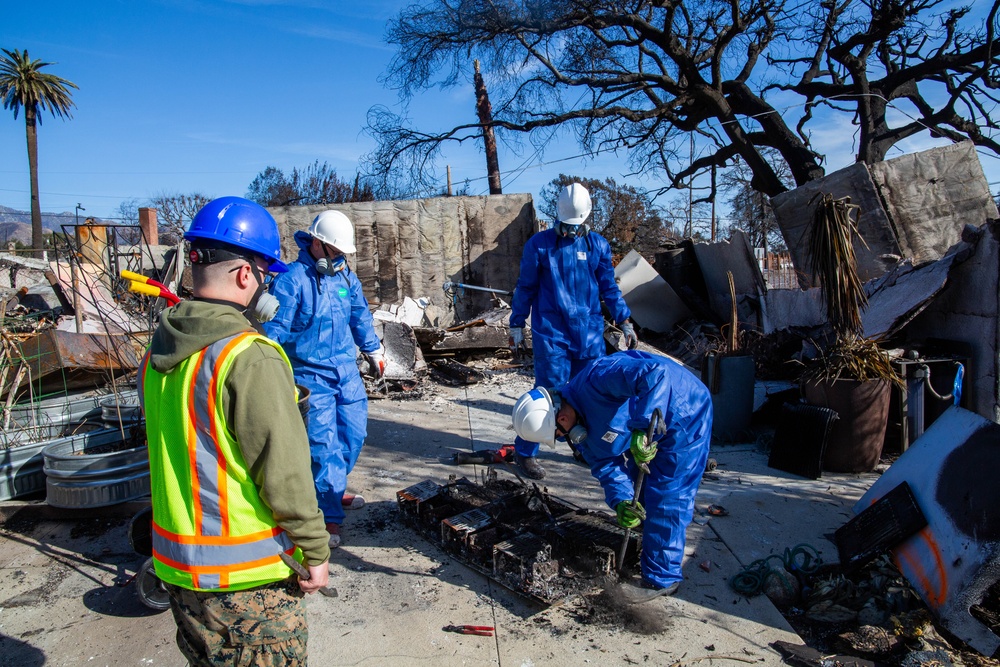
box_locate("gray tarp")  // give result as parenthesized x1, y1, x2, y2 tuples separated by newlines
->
(269, 195, 536, 327)
(870, 141, 998, 264)
(692, 231, 767, 333)
(770, 163, 900, 288)
(770, 142, 997, 289)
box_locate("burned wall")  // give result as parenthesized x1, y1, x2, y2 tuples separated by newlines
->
(771, 163, 900, 289)
(902, 221, 1000, 423)
(770, 142, 997, 290)
(268, 194, 536, 327)
(870, 142, 998, 264)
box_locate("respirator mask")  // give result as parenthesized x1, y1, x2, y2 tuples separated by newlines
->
(564, 422, 588, 446)
(188, 243, 280, 324)
(554, 221, 590, 238)
(316, 243, 347, 276)
(246, 262, 279, 324)
(550, 391, 588, 447)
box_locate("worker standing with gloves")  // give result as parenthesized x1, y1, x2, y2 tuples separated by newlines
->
(511, 350, 712, 603)
(140, 197, 330, 664)
(509, 182, 637, 480)
(264, 210, 384, 549)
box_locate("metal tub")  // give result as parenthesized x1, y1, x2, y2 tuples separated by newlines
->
(0, 424, 130, 502)
(42, 425, 148, 508)
(3, 388, 139, 443)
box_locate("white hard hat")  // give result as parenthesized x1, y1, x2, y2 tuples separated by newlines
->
(557, 183, 592, 226)
(308, 210, 356, 254)
(512, 387, 557, 446)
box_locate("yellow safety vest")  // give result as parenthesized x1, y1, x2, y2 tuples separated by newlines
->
(139, 332, 298, 591)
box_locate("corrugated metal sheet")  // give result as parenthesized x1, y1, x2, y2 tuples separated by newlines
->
(43, 424, 147, 508)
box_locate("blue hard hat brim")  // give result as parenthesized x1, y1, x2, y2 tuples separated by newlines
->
(268, 258, 289, 273)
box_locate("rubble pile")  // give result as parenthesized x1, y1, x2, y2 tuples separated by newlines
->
(769, 555, 999, 667)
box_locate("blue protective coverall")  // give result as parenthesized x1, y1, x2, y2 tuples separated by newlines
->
(560, 351, 713, 589)
(509, 229, 630, 458)
(264, 231, 381, 526)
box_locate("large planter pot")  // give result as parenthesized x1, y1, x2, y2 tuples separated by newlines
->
(803, 379, 891, 473)
(702, 353, 755, 442)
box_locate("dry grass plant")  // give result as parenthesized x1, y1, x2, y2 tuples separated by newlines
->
(799, 193, 901, 388)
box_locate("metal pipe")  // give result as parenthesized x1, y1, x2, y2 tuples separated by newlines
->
(617, 408, 665, 573)
(442, 281, 512, 296)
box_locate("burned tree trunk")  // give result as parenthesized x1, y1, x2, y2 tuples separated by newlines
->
(474, 60, 502, 195)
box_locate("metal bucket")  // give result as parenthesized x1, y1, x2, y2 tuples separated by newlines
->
(99, 393, 143, 426)
(43, 425, 149, 508)
(703, 353, 755, 442)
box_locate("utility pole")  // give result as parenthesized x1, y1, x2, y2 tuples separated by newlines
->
(686, 135, 694, 238)
(474, 60, 502, 195)
(710, 163, 717, 242)
(447, 165, 453, 196)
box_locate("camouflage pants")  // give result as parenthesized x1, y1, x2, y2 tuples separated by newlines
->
(165, 578, 308, 666)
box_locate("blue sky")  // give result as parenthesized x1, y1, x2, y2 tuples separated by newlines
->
(2, 0, 998, 225)
(1, 0, 640, 223)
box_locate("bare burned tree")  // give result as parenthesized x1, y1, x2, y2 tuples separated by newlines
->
(721, 151, 792, 252)
(149, 193, 212, 246)
(246, 162, 376, 207)
(114, 197, 143, 244)
(539, 174, 672, 257)
(364, 0, 1000, 200)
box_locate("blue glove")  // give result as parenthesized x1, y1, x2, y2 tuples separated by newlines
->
(620, 320, 638, 350)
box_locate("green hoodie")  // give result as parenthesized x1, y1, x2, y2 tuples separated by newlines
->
(147, 300, 330, 566)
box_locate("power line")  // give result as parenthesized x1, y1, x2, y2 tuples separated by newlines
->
(0, 187, 144, 200)
(4, 92, 996, 206)
(0, 211, 129, 221)
(0, 170, 254, 175)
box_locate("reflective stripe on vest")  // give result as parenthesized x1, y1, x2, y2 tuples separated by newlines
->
(144, 332, 296, 591)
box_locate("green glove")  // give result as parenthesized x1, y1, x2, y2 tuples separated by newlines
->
(616, 500, 646, 529)
(629, 429, 658, 465)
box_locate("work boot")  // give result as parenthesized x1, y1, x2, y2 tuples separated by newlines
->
(342, 493, 366, 510)
(617, 580, 680, 604)
(325, 522, 341, 549)
(515, 453, 545, 480)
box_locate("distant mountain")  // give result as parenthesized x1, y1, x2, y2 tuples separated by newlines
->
(0, 221, 31, 245)
(0, 205, 113, 247)
(0, 204, 84, 233)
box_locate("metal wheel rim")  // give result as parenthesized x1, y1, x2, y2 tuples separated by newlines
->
(136, 557, 170, 612)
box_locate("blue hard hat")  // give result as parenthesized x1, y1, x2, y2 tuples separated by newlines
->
(185, 197, 288, 272)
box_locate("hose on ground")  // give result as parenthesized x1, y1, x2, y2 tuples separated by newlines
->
(729, 543, 822, 597)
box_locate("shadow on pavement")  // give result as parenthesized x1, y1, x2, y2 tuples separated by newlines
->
(0, 633, 46, 667)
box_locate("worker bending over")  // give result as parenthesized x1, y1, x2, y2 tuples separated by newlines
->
(512, 350, 712, 603)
